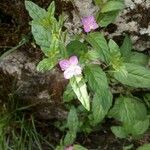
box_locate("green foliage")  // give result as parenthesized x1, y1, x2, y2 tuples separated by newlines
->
(66, 40, 88, 57)
(36, 58, 57, 72)
(108, 39, 124, 70)
(84, 64, 112, 125)
(109, 96, 149, 138)
(74, 144, 88, 150)
(120, 35, 132, 58)
(126, 52, 149, 66)
(25, 0, 150, 145)
(114, 63, 150, 88)
(91, 92, 112, 125)
(97, 10, 120, 27)
(101, 1, 124, 13)
(86, 32, 109, 63)
(25, 0, 66, 71)
(84, 64, 108, 93)
(64, 107, 79, 146)
(70, 76, 90, 111)
(137, 144, 150, 150)
(95, 0, 124, 27)
(63, 83, 76, 102)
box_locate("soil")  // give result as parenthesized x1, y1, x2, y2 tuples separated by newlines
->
(0, 0, 150, 149)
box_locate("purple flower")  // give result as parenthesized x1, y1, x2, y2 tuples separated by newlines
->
(81, 16, 99, 33)
(59, 56, 82, 79)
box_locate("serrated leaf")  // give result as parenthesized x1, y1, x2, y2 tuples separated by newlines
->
(127, 52, 149, 66)
(114, 63, 150, 88)
(137, 144, 150, 150)
(70, 76, 90, 111)
(96, 11, 119, 27)
(63, 84, 76, 102)
(66, 40, 88, 57)
(25, 0, 47, 20)
(67, 107, 79, 132)
(101, 1, 124, 13)
(36, 58, 56, 72)
(86, 32, 109, 63)
(74, 144, 88, 150)
(120, 35, 132, 57)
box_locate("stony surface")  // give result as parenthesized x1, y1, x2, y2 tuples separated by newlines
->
(0, 49, 68, 119)
(65, 0, 150, 51)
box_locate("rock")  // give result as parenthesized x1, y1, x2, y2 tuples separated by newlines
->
(64, 0, 150, 51)
(106, 0, 150, 51)
(0, 49, 68, 120)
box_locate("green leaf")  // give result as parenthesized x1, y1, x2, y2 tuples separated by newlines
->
(64, 131, 76, 146)
(111, 126, 127, 138)
(109, 96, 149, 138)
(70, 76, 90, 111)
(86, 32, 109, 63)
(47, 1, 55, 16)
(127, 52, 149, 66)
(31, 22, 51, 56)
(108, 39, 123, 70)
(86, 50, 100, 61)
(101, 1, 124, 13)
(63, 84, 76, 102)
(66, 40, 88, 57)
(36, 58, 57, 72)
(67, 107, 79, 132)
(108, 39, 120, 54)
(84, 64, 109, 93)
(114, 63, 150, 88)
(96, 11, 119, 27)
(74, 144, 88, 150)
(55, 146, 64, 150)
(109, 97, 147, 123)
(25, 1, 47, 20)
(91, 92, 112, 125)
(137, 144, 150, 150)
(132, 119, 149, 135)
(120, 35, 132, 57)
(84, 65, 112, 125)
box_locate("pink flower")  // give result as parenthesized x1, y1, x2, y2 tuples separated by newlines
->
(81, 16, 99, 33)
(59, 56, 82, 79)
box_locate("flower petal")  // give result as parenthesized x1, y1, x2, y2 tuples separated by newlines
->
(64, 68, 74, 79)
(59, 59, 70, 71)
(81, 16, 98, 32)
(69, 56, 78, 65)
(91, 22, 99, 30)
(73, 65, 82, 75)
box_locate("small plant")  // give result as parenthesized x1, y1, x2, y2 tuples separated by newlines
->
(25, 0, 150, 149)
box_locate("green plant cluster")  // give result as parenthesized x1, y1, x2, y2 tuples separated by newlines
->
(25, 0, 150, 149)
